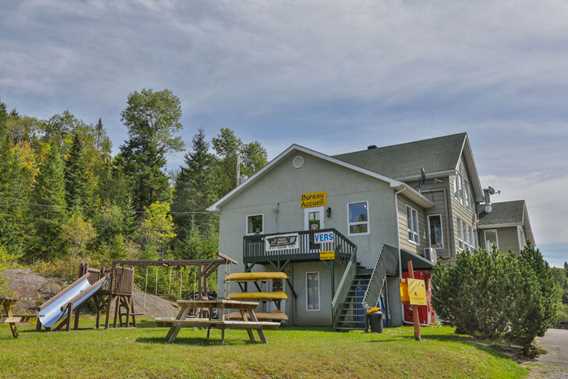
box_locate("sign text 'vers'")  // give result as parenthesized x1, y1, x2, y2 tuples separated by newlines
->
(314, 231, 335, 244)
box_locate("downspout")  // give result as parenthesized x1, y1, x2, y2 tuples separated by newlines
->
(394, 186, 406, 325)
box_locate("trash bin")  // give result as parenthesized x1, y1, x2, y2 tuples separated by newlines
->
(366, 308, 384, 333)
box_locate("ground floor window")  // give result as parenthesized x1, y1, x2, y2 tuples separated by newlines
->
(306, 272, 320, 311)
(484, 229, 499, 249)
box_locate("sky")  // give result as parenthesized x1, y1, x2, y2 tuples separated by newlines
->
(1, 0, 567, 266)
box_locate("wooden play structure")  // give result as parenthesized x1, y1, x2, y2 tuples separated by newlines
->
(35, 254, 236, 332)
(225, 272, 289, 322)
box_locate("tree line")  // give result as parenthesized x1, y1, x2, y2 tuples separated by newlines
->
(0, 89, 267, 274)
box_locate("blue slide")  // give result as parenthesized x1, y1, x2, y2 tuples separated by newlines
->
(38, 274, 108, 328)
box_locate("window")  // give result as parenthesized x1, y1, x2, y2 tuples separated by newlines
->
(484, 229, 499, 250)
(457, 218, 475, 251)
(348, 201, 369, 235)
(428, 215, 444, 249)
(457, 218, 464, 250)
(406, 206, 419, 244)
(246, 214, 264, 235)
(306, 272, 320, 311)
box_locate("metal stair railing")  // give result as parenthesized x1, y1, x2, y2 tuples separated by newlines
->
(361, 245, 388, 313)
(331, 250, 357, 327)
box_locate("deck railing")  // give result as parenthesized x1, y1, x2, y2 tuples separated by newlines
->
(243, 228, 356, 264)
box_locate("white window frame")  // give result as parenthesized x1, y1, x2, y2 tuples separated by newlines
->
(305, 271, 320, 312)
(406, 206, 420, 245)
(484, 229, 500, 250)
(347, 201, 370, 236)
(427, 214, 444, 249)
(304, 207, 325, 231)
(245, 214, 264, 235)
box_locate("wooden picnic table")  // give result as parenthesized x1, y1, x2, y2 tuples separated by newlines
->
(1, 296, 20, 338)
(157, 299, 279, 344)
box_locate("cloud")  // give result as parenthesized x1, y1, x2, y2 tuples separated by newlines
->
(1, 0, 567, 259)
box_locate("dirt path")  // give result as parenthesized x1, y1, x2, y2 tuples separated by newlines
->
(528, 329, 568, 379)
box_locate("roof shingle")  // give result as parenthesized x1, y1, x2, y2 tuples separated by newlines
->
(333, 133, 467, 179)
(479, 200, 526, 226)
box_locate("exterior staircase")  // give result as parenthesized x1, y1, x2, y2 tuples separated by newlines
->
(335, 263, 373, 330)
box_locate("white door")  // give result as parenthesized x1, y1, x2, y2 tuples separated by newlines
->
(304, 207, 325, 231)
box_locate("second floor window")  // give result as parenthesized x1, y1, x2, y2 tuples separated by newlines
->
(348, 201, 369, 235)
(407, 206, 419, 244)
(428, 214, 443, 249)
(246, 214, 264, 235)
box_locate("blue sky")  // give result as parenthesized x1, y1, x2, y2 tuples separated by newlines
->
(1, 1, 567, 266)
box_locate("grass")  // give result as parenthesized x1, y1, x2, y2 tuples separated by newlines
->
(0, 320, 527, 379)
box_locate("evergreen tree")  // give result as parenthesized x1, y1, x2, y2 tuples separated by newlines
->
(241, 141, 268, 178)
(64, 132, 88, 210)
(172, 129, 215, 242)
(119, 89, 184, 213)
(29, 142, 67, 260)
(212, 128, 242, 197)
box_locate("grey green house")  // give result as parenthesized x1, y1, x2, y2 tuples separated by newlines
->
(478, 200, 535, 253)
(208, 133, 535, 329)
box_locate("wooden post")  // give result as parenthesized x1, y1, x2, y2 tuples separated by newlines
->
(407, 259, 421, 341)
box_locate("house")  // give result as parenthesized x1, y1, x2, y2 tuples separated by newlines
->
(478, 200, 535, 253)
(208, 133, 535, 329)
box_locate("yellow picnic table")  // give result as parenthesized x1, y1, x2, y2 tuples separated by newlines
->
(156, 299, 279, 344)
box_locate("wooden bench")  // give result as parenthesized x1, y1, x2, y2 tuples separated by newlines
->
(226, 311, 288, 322)
(156, 317, 280, 328)
(1, 297, 24, 338)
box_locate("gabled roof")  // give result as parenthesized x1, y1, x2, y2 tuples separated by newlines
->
(479, 200, 535, 245)
(479, 200, 526, 226)
(207, 144, 434, 212)
(334, 133, 484, 201)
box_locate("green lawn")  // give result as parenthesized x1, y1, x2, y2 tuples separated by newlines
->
(0, 321, 527, 379)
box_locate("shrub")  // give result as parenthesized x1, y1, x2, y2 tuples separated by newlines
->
(0, 245, 20, 296)
(433, 246, 561, 355)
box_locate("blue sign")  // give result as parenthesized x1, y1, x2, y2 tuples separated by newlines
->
(314, 231, 335, 243)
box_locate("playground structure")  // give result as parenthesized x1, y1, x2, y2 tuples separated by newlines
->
(36, 254, 236, 332)
(225, 272, 290, 322)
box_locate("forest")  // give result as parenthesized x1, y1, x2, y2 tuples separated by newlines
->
(0, 89, 267, 292)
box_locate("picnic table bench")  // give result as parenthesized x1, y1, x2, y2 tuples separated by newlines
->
(156, 299, 279, 344)
(0, 296, 34, 338)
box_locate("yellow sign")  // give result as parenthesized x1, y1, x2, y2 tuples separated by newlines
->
(407, 278, 427, 306)
(400, 279, 410, 303)
(319, 250, 336, 261)
(301, 192, 328, 208)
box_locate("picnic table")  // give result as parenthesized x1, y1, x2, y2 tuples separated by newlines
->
(156, 299, 279, 344)
(1, 297, 20, 338)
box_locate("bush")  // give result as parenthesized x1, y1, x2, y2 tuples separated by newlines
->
(0, 245, 20, 296)
(433, 246, 561, 355)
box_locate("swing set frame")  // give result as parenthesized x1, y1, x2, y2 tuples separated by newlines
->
(111, 254, 237, 305)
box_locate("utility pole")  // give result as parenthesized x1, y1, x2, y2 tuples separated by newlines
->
(236, 153, 241, 187)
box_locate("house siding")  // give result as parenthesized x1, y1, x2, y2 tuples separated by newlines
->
(216, 151, 402, 325)
(448, 156, 478, 256)
(397, 195, 428, 256)
(405, 178, 453, 260)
